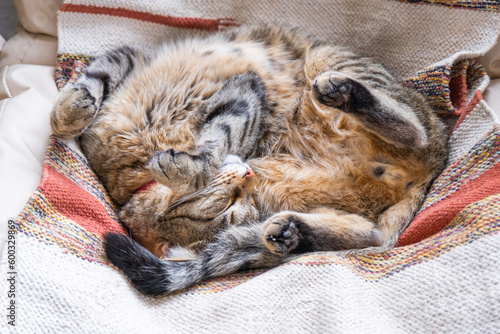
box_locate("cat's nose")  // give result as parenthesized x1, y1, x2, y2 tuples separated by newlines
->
(244, 167, 255, 178)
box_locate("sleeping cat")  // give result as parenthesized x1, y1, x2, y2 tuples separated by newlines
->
(50, 25, 448, 295)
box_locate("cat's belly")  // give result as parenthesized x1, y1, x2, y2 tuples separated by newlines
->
(250, 157, 408, 221)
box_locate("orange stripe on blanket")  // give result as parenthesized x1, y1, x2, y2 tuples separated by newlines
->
(59, 4, 239, 30)
(451, 90, 483, 133)
(40, 164, 126, 237)
(398, 162, 500, 246)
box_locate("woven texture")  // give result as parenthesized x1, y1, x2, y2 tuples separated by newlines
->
(2, 1, 500, 333)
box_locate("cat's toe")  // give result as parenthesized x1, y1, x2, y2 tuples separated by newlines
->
(262, 215, 301, 255)
(313, 73, 352, 108)
(51, 87, 98, 138)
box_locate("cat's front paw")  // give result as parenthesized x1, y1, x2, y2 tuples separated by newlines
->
(312, 72, 352, 108)
(50, 87, 98, 138)
(148, 149, 204, 195)
(262, 213, 303, 255)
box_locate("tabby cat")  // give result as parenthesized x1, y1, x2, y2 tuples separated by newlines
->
(51, 25, 448, 296)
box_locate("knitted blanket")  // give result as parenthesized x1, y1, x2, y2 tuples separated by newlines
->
(2, 1, 500, 332)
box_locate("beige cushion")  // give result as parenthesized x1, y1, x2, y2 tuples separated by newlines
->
(13, 0, 62, 37)
(0, 26, 57, 68)
(478, 41, 500, 80)
(483, 78, 500, 120)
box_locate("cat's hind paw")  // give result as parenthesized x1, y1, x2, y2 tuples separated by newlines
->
(262, 213, 302, 255)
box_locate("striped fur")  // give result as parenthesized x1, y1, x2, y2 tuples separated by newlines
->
(51, 25, 448, 295)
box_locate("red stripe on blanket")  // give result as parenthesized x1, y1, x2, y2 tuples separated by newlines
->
(449, 70, 467, 116)
(59, 4, 239, 30)
(398, 161, 500, 246)
(451, 90, 483, 132)
(40, 164, 126, 236)
(446, 62, 483, 118)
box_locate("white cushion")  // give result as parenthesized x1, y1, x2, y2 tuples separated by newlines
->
(0, 64, 58, 250)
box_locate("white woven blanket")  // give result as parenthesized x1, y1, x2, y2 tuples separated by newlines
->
(2, 1, 500, 333)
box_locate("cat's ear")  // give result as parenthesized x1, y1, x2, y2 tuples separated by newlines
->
(155, 242, 170, 258)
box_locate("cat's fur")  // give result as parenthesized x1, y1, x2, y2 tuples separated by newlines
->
(51, 25, 448, 296)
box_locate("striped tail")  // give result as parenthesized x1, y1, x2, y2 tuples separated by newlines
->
(103, 224, 284, 296)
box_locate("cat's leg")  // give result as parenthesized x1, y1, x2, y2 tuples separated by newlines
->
(305, 47, 428, 149)
(149, 72, 267, 195)
(312, 72, 428, 149)
(262, 208, 383, 255)
(51, 46, 147, 138)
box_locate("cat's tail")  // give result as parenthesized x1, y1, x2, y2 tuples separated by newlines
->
(103, 224, 283, 296)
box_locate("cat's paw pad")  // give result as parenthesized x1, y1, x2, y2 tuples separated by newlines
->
(51, 87, 97, 138)
(312, 73, 352, 107)
(148, 149, 202, 194)
(262, 214, 302, 255)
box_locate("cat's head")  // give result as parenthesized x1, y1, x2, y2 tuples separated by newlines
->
(118, 155, 259, 258)
(164, 155, 259, 228)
